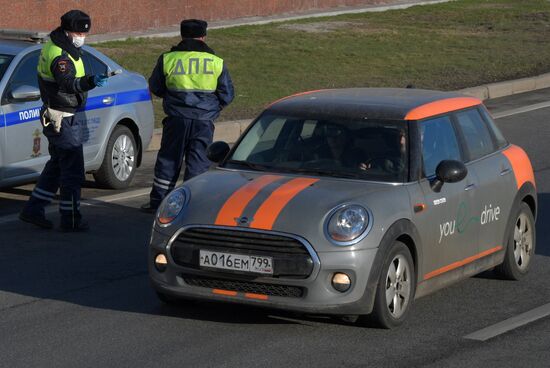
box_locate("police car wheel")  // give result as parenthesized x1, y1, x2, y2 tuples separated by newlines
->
(496, 202, 536, 280)
(93, 125, 137, 189)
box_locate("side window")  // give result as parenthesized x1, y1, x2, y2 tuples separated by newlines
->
(420, 115, 461, 178)
(479, 107, 507, 149)
(7, 51, 40, 89)
(81, 50, 108, 75)
(299, 120, 317, 140)
(455, 109, 496, 161)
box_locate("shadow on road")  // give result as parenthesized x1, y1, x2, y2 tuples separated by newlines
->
(536, 192, 549, 256)
(1, 189, 548, 328)
(0, 199, 337, 327)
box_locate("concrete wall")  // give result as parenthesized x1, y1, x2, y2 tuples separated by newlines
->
(0, 0, 393, 35)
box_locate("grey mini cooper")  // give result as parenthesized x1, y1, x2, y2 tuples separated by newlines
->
(148, 88, 536, 328)
(0, 31, 154, 189)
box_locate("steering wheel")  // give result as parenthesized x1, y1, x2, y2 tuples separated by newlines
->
(362, 157, 401, 173)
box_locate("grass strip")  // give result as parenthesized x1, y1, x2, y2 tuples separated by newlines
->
(94, 0, 550, 127)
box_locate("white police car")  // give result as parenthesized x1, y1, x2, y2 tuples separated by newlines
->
(0, 30, 154, 189)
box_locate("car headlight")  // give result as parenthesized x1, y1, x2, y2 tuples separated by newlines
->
(326, 204, 370, 245)
(157, 187, 189, 225)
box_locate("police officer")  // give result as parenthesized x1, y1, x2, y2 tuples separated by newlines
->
(19, 10, 108, 231)
(141, 19, 234, 212)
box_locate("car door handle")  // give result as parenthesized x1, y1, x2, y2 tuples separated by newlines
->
(500, 168, 512, 176)
(464, 183, 476, 191)
(102, 96, 115, 105)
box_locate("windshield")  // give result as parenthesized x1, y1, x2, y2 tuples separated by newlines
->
(226, 114, 409, 182)
(0, 54, 14, 82)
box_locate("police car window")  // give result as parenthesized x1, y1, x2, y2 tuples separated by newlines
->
(420, 116, 461, 178)
(7, 51, 40, 89)
(81, 50, 108, 75)
(455, 109, 495, 161)
(0, 54, 14, 82)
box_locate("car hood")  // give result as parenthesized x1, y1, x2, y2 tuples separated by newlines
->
(162, 169, 398, 250)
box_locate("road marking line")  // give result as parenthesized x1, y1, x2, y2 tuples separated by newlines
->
(493, 101, 550, 119)
(464, 302, 550, 341)
(0, 187, 151, 226)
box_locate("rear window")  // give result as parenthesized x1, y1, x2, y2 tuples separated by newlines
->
(455, 109, 496, 161)
(479, 107, 507, 149)
(0, 54, 14, 82)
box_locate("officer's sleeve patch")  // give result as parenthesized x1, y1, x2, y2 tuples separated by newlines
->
(57, 60, 68, 73)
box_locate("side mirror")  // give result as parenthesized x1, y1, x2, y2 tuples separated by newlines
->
(431, 160, 467, 192)
(9, 85, 41, 102)
(207, 141, 230, 163)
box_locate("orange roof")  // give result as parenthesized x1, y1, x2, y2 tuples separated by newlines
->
(404, 97, 481, 120)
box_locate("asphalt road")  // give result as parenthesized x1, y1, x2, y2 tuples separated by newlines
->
(1, 89, 550, 368)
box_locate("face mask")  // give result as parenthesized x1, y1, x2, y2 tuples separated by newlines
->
(72, 35, 86, 48)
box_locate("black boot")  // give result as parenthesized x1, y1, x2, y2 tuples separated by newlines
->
(140, 202, 158, 214)
(19, 211, 54, 229)
(60, 218, 90, 232)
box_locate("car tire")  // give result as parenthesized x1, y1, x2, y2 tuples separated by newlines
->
(365, 241, 416, 329)
(93, 125, 137, 189)
(495, 202, 536, 280)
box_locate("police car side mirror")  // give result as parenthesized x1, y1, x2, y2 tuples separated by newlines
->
(207, 141, 230, 163)
(9, 85, 41, 103)
(431, 160, 467, 192)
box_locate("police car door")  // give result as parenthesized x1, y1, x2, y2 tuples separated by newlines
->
(415, 115, 480, 282)
(0, 49, 47, 180)
(77, 48, 114, 164)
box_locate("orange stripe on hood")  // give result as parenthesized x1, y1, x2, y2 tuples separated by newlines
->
(215, 175, 283, 226)
(251, 177, 319, 230)
(502, 145, 536, 190)
(405, 97, 481, 120)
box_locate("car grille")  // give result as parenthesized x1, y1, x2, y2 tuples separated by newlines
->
(171, 227, 314, 278)
(183, 274, 304, 298)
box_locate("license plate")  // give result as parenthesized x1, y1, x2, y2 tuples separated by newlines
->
(199, 250, 273, 275)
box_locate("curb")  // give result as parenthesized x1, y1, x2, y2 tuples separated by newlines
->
(146, 72, 550, 151)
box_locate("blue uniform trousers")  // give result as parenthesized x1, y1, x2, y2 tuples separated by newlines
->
(150, 116, 214, 207)
(22, 114, 85, 225)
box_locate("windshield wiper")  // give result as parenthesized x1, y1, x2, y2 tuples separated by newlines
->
(225, 160, 272, 172)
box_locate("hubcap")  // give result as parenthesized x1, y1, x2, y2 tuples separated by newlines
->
(513, 213, 532, 271)
(385, 254, 412, 319)
(112, 134, 135, 181)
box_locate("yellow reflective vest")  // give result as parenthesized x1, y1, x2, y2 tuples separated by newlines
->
(163, 51, 223, 93)
(38, 40, 85, 82)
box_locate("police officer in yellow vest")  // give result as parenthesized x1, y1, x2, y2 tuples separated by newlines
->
(19, 10, 108, 231)
(141, 19, 234, 212)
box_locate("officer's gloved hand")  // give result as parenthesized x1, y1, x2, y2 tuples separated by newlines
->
(92, 74, 109, 87)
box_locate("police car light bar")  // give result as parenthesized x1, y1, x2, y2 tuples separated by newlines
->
(0, 29, 49, 43)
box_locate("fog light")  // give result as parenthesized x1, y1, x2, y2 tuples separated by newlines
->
(332, 272, 351, 292)
(154, 254, 168, 272)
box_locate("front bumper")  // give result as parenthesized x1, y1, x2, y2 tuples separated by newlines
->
(149, 226, 380, 315)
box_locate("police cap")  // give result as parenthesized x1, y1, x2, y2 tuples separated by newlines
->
(180, 19, 207, 38)
(61, 10, 91, 33)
